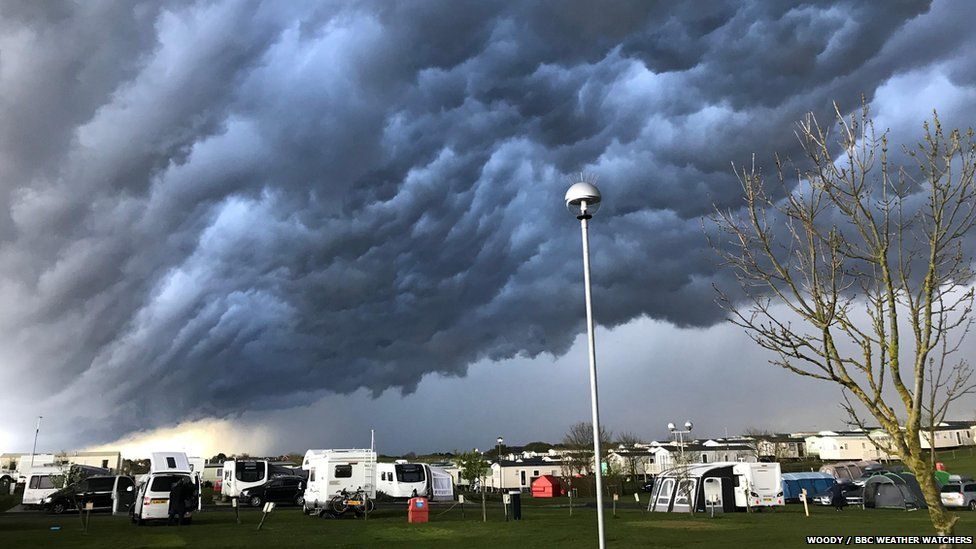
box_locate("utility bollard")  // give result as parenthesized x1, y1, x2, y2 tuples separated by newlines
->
(233, 498, 240, 524)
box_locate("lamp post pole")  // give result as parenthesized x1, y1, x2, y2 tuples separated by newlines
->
(565, 181, 605, 549)
(29, 416, 42, 469)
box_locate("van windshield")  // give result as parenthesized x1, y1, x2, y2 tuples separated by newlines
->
(941, 484, 961, 493)
(396, 464, 424, 483)
(150, 475, 188, 492)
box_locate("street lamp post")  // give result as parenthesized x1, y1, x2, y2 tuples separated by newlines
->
(498, 436, 506, 520)
(29, 416, 42, 469)
(565, 180, 606, 549)
(667, 421, 694, 463)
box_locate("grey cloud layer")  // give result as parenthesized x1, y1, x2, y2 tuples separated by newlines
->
(1, 0, 973, 443)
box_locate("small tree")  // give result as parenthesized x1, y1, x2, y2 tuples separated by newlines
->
(561, 422, 613, 476)
(456, 450, 490, 522)
(712, 102, 976, 538)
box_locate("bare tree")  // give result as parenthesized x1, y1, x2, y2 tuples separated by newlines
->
(561, 421, 613, 477)
(712, 101, 976, 538)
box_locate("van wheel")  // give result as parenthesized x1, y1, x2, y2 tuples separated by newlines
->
(51, 501, 67, 515)
(968, 500, 976, 511)
(249, 495, 262, 508)
(295, 494, 305, 507)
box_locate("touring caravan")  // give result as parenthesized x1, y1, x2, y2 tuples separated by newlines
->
(733, 462, 783, 508)
(377, 461, 428, 498)
(130, 452, 201, 525)
(649, 462, 783, 513)
(22, 464, 109, 507)
(22, 466, 67, 507)
(220, 459, 304, 498)
(301, 449, 376, 516)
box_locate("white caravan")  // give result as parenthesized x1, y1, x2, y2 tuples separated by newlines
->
(220, 459, 269, 499)
(22, 466, 67, 506)
(301, 449, 376, 515)
(732, 462, 783, 509)
(377, 461, 428, 498)
(130, 452, 201, 524)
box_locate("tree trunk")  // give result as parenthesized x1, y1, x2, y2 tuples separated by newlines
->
(904, 450, 957, 543)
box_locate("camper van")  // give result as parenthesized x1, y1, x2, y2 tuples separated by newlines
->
(130, 452, 201, 525)
(301, 449, 376, 516)
(732, 462, 783, 509)
(377, 461, 428, 498)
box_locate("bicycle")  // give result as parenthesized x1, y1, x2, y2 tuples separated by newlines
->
(328, 487, 375, 518)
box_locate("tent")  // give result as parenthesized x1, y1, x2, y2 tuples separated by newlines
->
(820, 461, 881, 483)
(781, 472, 835, 502)
(862, 472, 927, 510)
(649, 464, 738, 514)
(531, 475, 562, 498)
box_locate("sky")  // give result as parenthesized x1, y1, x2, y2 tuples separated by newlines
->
(1, 0, 976, 458)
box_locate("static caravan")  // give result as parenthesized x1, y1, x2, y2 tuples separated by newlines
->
(820, 460, 881, 483)
(301, 449, 376, 516)
(426, 465, 455, 501)
(377, 461, 427, 498)
(130, 452, 201, 524)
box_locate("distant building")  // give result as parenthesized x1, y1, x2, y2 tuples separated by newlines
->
(487, 458, 564, 492)
(804, 431, 897, 461)
(919, 421, 976, 450)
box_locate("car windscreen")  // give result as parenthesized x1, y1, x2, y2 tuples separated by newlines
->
(150, 475, 188, 492)
(395, 464, 424, 483)
(941, 484, 961, 493)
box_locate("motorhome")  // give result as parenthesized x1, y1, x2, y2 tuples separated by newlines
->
(301, 449, 376, 516)
(130, 452, 201, 525)
(220, 459, 303, 499)
(377, 461, 428, 498)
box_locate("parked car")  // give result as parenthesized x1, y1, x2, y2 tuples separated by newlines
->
(813, 483, 863, 506)
(240, 476, 305, 507)
(45, 475, 135, 515)
(941, 483, 976, 510)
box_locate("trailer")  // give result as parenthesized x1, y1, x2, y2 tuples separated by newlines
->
(649, 462, 783, 513)
(377, 461, 427, 498)
(301, 449, 376, 516)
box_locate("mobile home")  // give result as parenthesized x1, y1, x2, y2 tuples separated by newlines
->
(22, 466, 66, 506)
(301, 449, 376, 516)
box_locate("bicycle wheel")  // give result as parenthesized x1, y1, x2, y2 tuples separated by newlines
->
(330, 495, 348, 515)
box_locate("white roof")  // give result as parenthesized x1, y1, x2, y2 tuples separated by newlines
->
(149, 452, 192, 474)
(302, 449, 375, 469)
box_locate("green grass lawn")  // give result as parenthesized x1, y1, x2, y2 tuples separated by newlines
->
(1, 499, 973, 548)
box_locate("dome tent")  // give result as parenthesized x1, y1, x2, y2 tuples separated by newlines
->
(862, 472, 927, 510)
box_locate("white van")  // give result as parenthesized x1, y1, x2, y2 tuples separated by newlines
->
(130, 452, 201, 525)
(377, 461, 427, 498)
(301, 449, 376, 516)
(22, 466, 66, 507)
(732, 462, 783, 508)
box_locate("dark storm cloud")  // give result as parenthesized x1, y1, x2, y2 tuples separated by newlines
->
(1, 0, 973, 441)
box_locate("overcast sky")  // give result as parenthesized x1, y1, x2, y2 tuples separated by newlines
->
(2, 0, 976, 457)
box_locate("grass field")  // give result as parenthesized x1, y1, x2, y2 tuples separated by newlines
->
(0, 499, 973, 548)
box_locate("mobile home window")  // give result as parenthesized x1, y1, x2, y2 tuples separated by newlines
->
(29, 476, 55, 490)
(654, 478, 675, 509)
(335, 465, 353, 478)
(310, 468, 316, 482)
(102, 459, 109, 468)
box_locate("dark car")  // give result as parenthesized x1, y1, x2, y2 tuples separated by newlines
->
(240, 476, 305, 507)
(45, 475, 135, 514)
(813, 483, 863, 506)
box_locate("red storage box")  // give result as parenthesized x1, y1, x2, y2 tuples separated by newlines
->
(408, 497, 429, 523)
